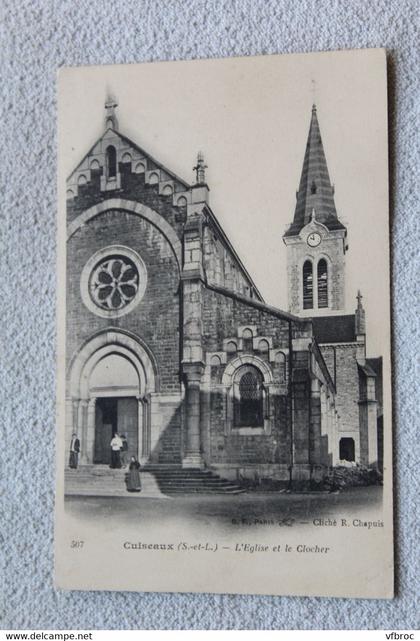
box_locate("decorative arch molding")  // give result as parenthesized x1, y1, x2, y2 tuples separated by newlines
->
(80, 345, 144, 399)
(222, 355, 273, 436)
(68, 327, 158, 399)
(299, 218, 330, 241)
(67, 198, 182, 271)
(299, 252, 332, 272)
(222, 354, 273, 387)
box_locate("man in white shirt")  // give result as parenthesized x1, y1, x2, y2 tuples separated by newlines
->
(110, 432, 123, 469)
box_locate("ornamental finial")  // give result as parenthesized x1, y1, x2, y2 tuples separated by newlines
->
(104, 92, 119, 131)
(193, 151, 207, 185)
(355, 290, 366, 335)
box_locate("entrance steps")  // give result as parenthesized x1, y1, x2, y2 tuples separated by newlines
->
(65, 465, 245, 497)
(144, 465, 245, 494)
(64, 465, 169, 499)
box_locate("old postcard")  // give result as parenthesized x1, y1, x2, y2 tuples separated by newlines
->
(55, 48, 393, 597)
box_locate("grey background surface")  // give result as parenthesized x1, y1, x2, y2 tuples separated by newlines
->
(1, 0, 419, 630)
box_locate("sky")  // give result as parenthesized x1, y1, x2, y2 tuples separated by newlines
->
(59, 49, 389, 357)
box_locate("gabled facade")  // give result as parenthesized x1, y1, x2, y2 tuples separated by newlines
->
(65, 98, 382, 491)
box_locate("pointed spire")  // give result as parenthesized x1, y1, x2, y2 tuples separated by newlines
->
(284, 105, 346, 238)
(104, 92, 119, 131)
(193, 151, 207, 185)
(355, 290, 366, 335)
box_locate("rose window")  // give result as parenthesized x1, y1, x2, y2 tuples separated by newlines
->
(89, 256, 139, 311)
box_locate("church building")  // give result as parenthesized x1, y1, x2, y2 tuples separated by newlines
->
(65, 97, 382, 490)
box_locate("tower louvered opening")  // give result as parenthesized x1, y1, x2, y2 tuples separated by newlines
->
(303, 260, 313, 309)
(317, 259, 328, 308)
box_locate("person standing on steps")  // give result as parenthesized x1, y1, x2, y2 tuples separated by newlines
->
(126, 456, 142, 492)
(110, 432, 123, 469)
(69, 433, 80, 469)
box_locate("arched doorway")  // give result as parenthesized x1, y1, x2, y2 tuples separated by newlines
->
(67, 329, 157, 465)
(90, 353, 140, 464)
(339, 437, 355, 462)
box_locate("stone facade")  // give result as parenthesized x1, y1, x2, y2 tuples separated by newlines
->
(284, 221, 346, 315)
(65, 99, 382, 489)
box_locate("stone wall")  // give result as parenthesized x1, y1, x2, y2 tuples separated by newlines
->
(202, 224, 259, 299)
(67, 209, 181, 394)
(320, 342, 362, 463)
(201, 286, 293, 476)
(201, 286, 291, 353)
(67, 159, 187, 238)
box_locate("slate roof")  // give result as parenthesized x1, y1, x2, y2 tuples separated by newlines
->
(366, 357, 383, 377)
(358, 362, 377, 377)
(312, 314, 356, 344)
(284, 105, 347, 238)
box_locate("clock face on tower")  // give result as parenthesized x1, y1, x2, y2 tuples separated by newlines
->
(307, 232, 321, 247)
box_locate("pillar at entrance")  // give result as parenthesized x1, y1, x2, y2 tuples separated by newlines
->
(182, 363, 204, 469)
(84, 397, 96, 464)
(79, 399, 89, 464)
(137, 396, 148, 463)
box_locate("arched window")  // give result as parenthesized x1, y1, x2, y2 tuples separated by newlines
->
(226, 341, 237, 356)
(275, 351, 286, 382)
(134, 161, 146, 174)
(210, 355, 222, 383)
(106, 145, 117, 178)
(234, 366, 264, 427)
(317, 259, 328, 308)
(258, 339, 269, 360)
(303, 260, 313, 309)
(242, 328, 253, 352)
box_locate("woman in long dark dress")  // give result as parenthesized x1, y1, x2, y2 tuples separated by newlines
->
(126, 456, 141, 492)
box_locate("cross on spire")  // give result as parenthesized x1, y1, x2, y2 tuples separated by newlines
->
(357, 289, 363, 308)
(311, 77, 317, 104)
(193, 152, 207, 185)
(104, 93, 119, 131)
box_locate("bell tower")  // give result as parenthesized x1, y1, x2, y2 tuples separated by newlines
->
(283, 105, 348, 316)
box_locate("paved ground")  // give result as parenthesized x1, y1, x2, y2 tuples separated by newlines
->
(65, 486, 383, 535)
